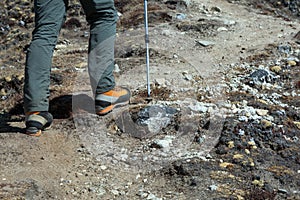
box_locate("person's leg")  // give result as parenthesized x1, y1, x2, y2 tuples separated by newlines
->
(24, 0, 68, 113)
(79, 0, 117, 94)
(24, 0, 68, 135)
(80, 0, 131, 115)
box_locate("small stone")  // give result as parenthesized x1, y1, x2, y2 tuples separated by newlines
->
(5, 76, 12, 82)
(293, 121, 300, 129)
(154, 78, 166, 86)
(245, 149, 250, 154)
(217, 27, 228, 32)
(83, 31, 89, 37)
(183, 73, 193, 81)
(278, 189, 288, 194)
(292, 136, 299, 142)
(111, 189, 119, 196)
(140, 192, 149, 198)
(196, 40, 215, 47)
(114, 64, 121, 73)
(261, 119, 272, 128)
(176, 13, 186, 20)
(0, 88, 7, 96)
(222, 19, 236, 25)
(228, 141, 234, 148)
(18, 20, 25, 26)
(249, 69, 274, 85)
(211, 6, 222, 12)
(238, 129, 245, 136)
(252, 179, 264, 187)
(135, 174, 141, 180)
(233, 154, 244, 159)
(209, 184, 218, 191)
(147, 193, 162, 200)
(270, 66, 282, 73)
(77, 62, 87, 68)
(219, 162, 234, 168)
(239, 116, 248, 122)
(97, 187, 106, 196)
(100, 165, 107, 170)
(161, 29, 172, 36)
(256, 109, 268, 116)
(257, 99, 268, 105)
(197, 135, 206, 144)
(205, 154, 213, 159)
(152, 136, 175, 149)
(188, 102, 208, 113)
(287, 60, 297, 66)
(17, 74, 24, 81)
(278, 45, 291, 54)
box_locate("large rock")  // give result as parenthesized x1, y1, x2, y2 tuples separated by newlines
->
(116, 105, 178, 139)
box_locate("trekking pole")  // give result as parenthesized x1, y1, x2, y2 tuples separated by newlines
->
(144, 0, 151, 97)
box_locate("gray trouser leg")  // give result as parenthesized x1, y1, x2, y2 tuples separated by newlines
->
(24, 0, 117, 112)
(24, 0, 67, 112)
(80, 0, 117, 95)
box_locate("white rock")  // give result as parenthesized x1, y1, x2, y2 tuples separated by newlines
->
(221, 19, 236, 25)
(111, 189, 119, 196)
(238, 129, 245, 136)
(183, 73, 193, 81)
(176, 13, 186, 20)
(196, 40, 215, 47)
(291, 90, 297, 97)
(188, 102, 208, 113)
(256, 109, 268, 116)
(114, 64, 121, 73)
(147, 117, 171, 133)
(239, 116, 248, 122)
(161, 29, 172, 36)
(147, 193, 162, 200)
(153, 136, 175, 149)
(209, 184, 218, 191)
(155, 78, 166, 86)
(217, 27, 228, 32)
(264, 115, 274, 122)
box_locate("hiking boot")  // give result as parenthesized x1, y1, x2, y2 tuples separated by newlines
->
(25, 111, 53, 137)
(95, 86, 131, 115)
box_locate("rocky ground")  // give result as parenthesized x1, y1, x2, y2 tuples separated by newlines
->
(0, 0, 299, 199)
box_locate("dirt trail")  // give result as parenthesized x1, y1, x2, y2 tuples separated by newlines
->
(0, 0, 299, 199)
(147, 0, 297, 76)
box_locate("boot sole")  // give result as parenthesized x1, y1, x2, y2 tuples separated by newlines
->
(26, 130, 42, 137)
(25, 125, 52, 137)
(96, 101, 129, 116)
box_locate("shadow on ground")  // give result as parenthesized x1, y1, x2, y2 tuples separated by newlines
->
(0, 94, 94, 134)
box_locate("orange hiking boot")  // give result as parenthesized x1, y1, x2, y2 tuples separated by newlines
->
(95, 86, 131, 115)
(25, 111, 53, 136)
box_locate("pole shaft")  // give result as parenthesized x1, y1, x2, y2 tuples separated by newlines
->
(144, 0, 150, 97)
